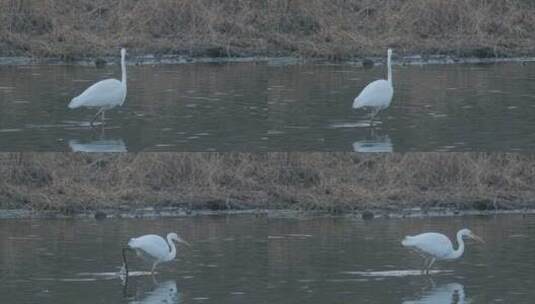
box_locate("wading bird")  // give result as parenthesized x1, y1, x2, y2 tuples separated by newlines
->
(353, 48, 394, 126)
(122, 232, 190, 276)
(401, 228, 484, 274)
(69, 48, 128, 126)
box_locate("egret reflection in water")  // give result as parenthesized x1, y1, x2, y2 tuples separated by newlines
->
(403, 282, 468, 304)
(352, 127, 393, 152)
(126, 280, 181, 304)
(353, 134, 393, 152)
(68, 124, 127, 152)
(69, 139, 127, 152)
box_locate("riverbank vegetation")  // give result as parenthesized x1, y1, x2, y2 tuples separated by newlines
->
(1, 153, 534, 214)
(1, 1, 534, 59)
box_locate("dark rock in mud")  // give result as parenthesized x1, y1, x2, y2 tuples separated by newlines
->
(362, 210, 375, 220)
(472, 47, 497, 59)
(473, 200, 495, 211)
(94, 211, 107, 220)
(204, 200, 230, 210)
(362, 58, 374, 69)
(94, 58, 107, 68)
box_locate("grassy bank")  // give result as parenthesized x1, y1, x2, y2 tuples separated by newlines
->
(1, 153, 534, 214)
(1, 1, 535, 59)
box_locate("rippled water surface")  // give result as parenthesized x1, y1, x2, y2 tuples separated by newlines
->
(1, 214, 534, 303)
(1, 61, 535, 151)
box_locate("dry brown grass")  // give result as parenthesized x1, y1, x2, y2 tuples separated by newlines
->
(1, 0, 534, 59)
(1, 153, 534, 213)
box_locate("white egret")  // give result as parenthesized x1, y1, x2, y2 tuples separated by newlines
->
(401, 228, 484, 274)
(122, 232, 190, 276)
(69, 48, 128, 126)
(353, 48, 394, 126)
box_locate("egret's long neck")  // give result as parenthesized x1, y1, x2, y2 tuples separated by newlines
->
(387, 51, 392, 85)
(449, 231, 465, 259)
(121, 52, 127, 87)
(166, 234, 177, 262)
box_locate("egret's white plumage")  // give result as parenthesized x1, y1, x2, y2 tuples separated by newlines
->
(353, 48, 394, 125)
(69, 48, 127, 125)
(402, 228, 484, 274)
(123, 232, 190, 275)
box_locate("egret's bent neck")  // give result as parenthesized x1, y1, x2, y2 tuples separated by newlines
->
(166, 234, 177, 261)
(449, 231, 465, 259)
(387, 52, 392, 85)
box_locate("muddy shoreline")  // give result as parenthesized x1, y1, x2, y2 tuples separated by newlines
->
(1, 205, 534, 220)
(1, 53, 534, 67)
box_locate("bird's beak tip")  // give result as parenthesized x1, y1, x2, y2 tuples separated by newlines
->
(473, 235, 485, 244)
(179, 240, 191, 247)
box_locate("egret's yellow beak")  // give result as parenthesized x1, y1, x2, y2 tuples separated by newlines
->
(178, 238, 191, 247)
(471, 234, 485, 244)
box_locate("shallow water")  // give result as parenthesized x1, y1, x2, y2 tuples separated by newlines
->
(1, 62, 535, 151)
(1, 214, 534, 303)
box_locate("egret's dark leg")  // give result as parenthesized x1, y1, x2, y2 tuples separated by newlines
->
(151, 274, 159, 285)
(369, 108, 380, 127)
(101, 110, 105, 122)
(122, 247, 129, 277)
(369, 124, 376, 137)
(91, 108, 104, 127)
(422, 257, 430, 274)
(98, 122, 105, 138)
(151, 263, 157, 276)
(122, 274, 129, 297)
(426, 258, 436, 275)
(426, 276, 436, 289)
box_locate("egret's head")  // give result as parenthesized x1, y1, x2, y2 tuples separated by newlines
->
(121, 48, 127, 57)
(460, 228, 485, 243)
(387, 48, 393, 57)
(169, 232, 191, 247)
